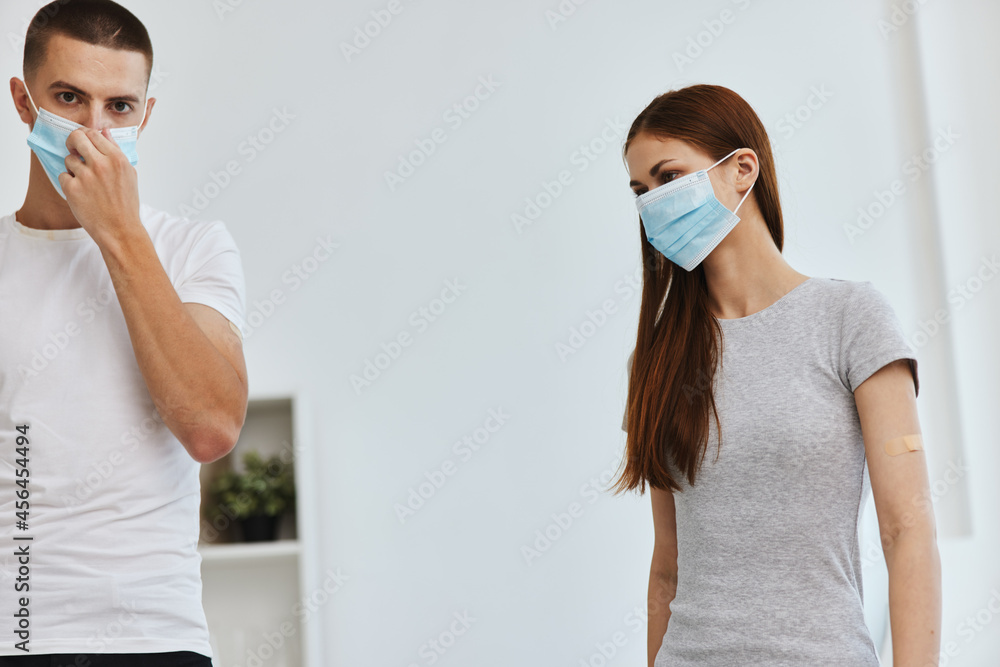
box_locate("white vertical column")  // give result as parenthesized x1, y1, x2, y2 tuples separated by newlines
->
(882, 0, 973, 538)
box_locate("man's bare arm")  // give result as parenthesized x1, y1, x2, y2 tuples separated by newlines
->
(99, 228, 248, 463)
(60, 125, 248, 464)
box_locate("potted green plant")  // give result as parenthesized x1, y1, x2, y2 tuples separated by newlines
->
(207, 450, 296, 542)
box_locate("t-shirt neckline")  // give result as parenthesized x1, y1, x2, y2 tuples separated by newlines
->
(716, 276, 817, 328)
(6, 212, 90, 241)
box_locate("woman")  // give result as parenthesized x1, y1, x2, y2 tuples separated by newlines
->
(611, 84, 941, 666)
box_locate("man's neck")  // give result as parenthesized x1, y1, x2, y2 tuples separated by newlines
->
(17, 157, 82, 231)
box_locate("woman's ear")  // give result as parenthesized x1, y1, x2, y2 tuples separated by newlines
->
(737, 149, 758, 187)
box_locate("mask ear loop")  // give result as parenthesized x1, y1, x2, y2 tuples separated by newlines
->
(706, 147, 741, 172)
(707, 147, 756, 216)
(135, 88, 149, 130)
(22, 81, 40, 117)
(733, 179, 755, 215)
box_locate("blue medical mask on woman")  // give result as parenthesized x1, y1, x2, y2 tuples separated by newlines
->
(23, 83, 145, 199)
(635, 147, 756, 271)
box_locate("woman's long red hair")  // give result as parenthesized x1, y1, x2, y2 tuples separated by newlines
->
(609, 84, 785, 495)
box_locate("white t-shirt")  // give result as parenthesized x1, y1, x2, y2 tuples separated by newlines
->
(0, 204, 246, 657)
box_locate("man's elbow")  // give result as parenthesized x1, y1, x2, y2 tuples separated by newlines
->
(185, 418, 243, 464)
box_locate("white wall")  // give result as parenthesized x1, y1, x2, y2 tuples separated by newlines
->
(1, 0, 996, 665)
(909, 1, 1000, 664)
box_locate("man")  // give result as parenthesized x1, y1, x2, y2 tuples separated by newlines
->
(1, 1, 248, 664)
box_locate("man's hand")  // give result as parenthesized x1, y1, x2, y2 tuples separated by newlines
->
(59, 126, 141, 248)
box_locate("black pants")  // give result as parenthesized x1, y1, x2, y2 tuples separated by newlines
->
(0, 652, 211, 667)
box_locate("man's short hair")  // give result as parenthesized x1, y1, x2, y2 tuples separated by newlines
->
(23, 0, 153, 85)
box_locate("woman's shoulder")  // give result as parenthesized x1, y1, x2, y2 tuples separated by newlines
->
(816, 277, 903, 318)
(806, 275, 865, 298)
(799, 276, 894, 315)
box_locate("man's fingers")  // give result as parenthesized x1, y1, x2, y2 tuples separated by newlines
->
(62, 153, 83, 177)
(63, 128, 99, 165)
(64, 127, 116, 162)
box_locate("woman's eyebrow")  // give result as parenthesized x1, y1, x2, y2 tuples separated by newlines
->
(648, 158, 677, 176)
(630, 158, 678, 187)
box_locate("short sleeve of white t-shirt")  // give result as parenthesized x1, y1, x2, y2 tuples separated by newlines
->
(141, 203, 247, 337)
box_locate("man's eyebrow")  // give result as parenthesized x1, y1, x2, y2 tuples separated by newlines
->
(629, 158, 677, 187)
(48, 80, 141, 104)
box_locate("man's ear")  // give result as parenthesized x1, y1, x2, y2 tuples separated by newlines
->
(9, 77, 35, 128)
(138, 97, 156, 134)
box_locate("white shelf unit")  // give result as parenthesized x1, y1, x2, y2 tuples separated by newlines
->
(197, 392, 322, 666)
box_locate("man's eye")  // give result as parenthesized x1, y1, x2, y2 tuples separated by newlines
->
(57, 92, 76, 103)
(113, 102, 133, 114)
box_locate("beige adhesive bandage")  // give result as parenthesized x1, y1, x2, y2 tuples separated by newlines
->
(883, 434, 924, 456)
(228, 319, 244, 342)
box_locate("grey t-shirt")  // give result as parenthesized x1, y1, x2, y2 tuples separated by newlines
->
(622, 277, 919, 666)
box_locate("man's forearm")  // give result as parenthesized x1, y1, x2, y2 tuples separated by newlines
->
(648, 565, 676, 667)
(97, 219, 246, 462)
(885, 526, 942, 667)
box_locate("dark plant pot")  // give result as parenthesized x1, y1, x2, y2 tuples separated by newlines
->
(240, 514, 279, 542)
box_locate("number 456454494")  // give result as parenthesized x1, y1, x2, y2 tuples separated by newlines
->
(15, 424, 30, 527)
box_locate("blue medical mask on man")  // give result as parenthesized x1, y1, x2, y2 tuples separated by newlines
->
(635, 147, 756, 271)
(22, 82, 145, 200)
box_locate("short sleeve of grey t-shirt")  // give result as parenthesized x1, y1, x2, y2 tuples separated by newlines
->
(621, 277, 919, 666)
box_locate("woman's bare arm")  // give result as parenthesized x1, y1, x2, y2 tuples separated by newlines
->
(854, 359, 941, 666)
(649, 485, 679, 667)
